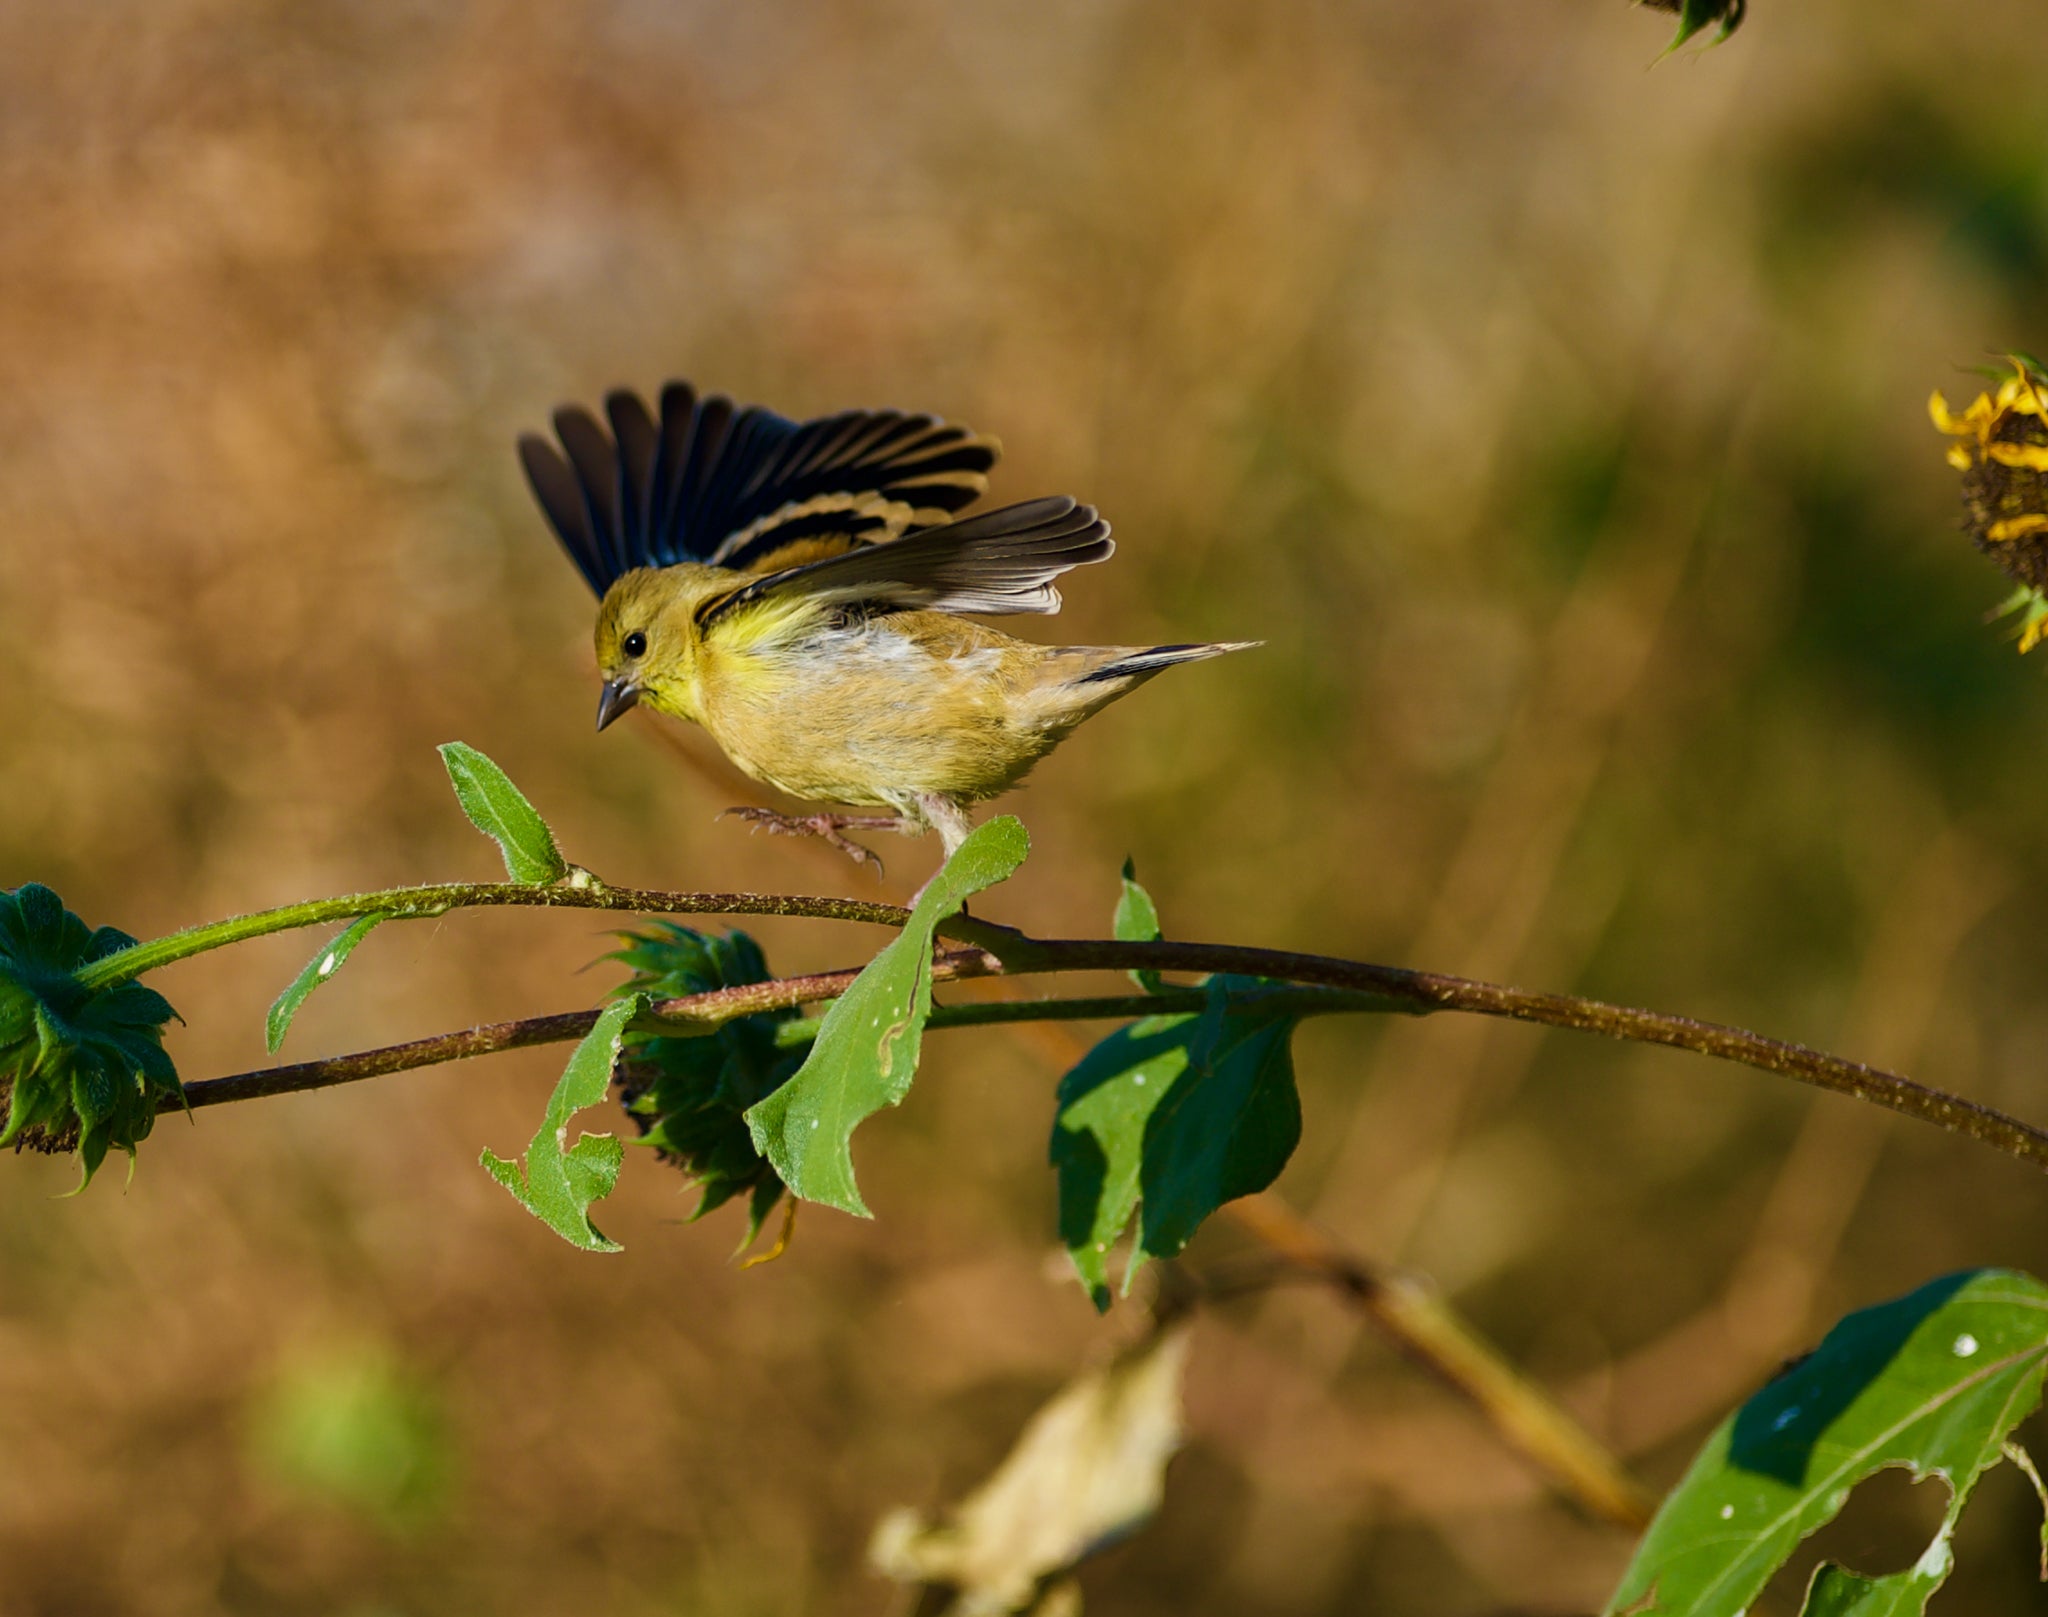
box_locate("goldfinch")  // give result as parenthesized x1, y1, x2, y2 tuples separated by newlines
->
(518, 382, 1254, 865)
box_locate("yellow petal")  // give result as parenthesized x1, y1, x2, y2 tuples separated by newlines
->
(1987, 514, 2048, 542)
(1929, 390, 1967, 433)
(1984, 441, 2048, 471)
(1947, 444, 1975, 470)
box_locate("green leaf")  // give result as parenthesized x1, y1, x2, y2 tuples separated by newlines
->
(1606, 1268, 2048, 1616)
(1050, 977, 1302, 1311)
(437, 742, 568, 885)
(745, 817, 1028, 1217)
(481, 995, 642, 1251)
(0, 883, 183, 1187)
(266, 914, 385, 1053)
(1114, 858, 1164, 993)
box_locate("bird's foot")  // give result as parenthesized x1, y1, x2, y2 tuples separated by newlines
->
(720, 807, 914, 874)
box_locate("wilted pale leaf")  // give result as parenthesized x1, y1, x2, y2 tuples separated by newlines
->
(871, 1321, 1191, 1615)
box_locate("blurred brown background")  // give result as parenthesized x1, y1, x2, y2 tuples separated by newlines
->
(4, 1, 2048, 1611)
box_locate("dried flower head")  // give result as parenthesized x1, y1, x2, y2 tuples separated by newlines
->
(1930, 358, 2048, 650)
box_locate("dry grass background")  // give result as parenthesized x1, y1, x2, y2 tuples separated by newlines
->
(3, 1, 2048, 1611)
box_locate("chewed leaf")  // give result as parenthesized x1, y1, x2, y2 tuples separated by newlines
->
(745, 817, 1028, 1217)
(1051, 977, 1302, 1311)
(1114, 858, 1164, 993)
(438, 742, 568, 885)
(266, 914, 385, 1053)
(1607, 1269, 2048, 1616)
(481, 995, 642, 1251)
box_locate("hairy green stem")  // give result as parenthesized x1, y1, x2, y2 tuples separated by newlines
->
(80, 878, 914, 990)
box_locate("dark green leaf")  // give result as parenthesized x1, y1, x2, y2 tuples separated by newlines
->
(437, 742, 568, 885)
(1114, 858, 1164, 994)
(0, 883, 183, 1187)
(1607, 1269, 2048, 1616)
(481, 995, 641, 1251)
(266, 914, 385, 1053)
(745, 817, 1028, 1217)
(1051, 977, 1302, 1311)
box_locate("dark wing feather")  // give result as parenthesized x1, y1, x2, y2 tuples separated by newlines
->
(698, 497, 1113, 627)
(517, 380, 1000, 596)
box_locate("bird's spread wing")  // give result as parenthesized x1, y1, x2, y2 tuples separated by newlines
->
(696, 496, 1113, 628)
(518, 382, 1000, 596)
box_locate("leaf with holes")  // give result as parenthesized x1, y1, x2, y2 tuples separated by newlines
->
(438, 741, 568, 884)
(481, 995, 642, 1251)
(744, 817, 1027, 1217)
(266, 914, 386, 1053)
(1606, 1268, 2048, 1616)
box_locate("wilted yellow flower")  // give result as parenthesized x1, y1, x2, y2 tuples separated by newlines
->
(1931, 359, 2048, 650)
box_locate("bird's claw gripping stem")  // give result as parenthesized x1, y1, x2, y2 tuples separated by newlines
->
(720, 807, 912, 875)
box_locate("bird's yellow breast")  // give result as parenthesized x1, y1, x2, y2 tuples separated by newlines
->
(689, 612, 1071, 810)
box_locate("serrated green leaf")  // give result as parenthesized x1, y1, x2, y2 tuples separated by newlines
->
(1114, 857, 1164, 994)
(266, 914, 385, 1053)
(745, 817, 1029, 1217)
(1607, 1268, 2048, 1616)
(481, 995, 641, 1251)
(438, 741, 568, 885)
(1050, 976, 1302, 1311)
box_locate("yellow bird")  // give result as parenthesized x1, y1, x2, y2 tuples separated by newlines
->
(518, 382, 1255, 867)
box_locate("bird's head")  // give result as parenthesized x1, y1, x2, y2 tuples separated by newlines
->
(592, 565, 729, 730)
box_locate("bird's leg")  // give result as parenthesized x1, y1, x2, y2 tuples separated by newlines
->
(918, 794, 976, 859)
(719, 807, 918, 874)
(906, 795, 979, 909)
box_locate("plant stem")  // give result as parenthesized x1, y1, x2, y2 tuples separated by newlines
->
(175, 973, 1381, 1110)
(79, 879, 913, 990)
(1216, 1193, 1656, 1530)
(164, 929, 2048, 1180)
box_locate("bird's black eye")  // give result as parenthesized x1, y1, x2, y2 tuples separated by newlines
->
(622, 630, 648, 659)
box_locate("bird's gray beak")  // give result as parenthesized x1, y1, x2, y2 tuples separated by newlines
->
(595, 679, 640, 732)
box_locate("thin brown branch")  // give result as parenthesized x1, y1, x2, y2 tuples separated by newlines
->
(177, 950, 1005, 1109)
(166, 923, 2048, 1179)
(1217, 1194, 1656, 1530)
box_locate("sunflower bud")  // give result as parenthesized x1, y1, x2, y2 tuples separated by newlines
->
(1640, 0, 1746, 53)
(1931, 359, 2048, 651)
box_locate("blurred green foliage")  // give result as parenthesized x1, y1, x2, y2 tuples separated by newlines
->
(247, 1341, 453, 1533)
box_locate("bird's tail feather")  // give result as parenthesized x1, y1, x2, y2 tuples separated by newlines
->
(1074, 640, 1262, 685)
